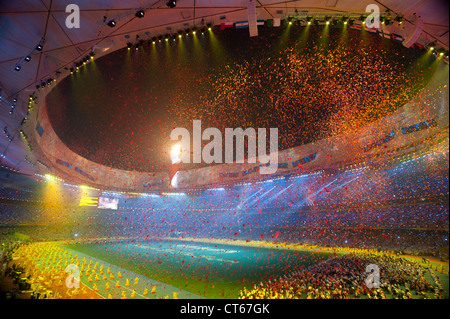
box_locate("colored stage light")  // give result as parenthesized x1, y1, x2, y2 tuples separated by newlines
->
(166, 0, 177, 8)
(135, 10, 145, 18)
(170, 143, 182, 164)
(395, 15, 403, 24)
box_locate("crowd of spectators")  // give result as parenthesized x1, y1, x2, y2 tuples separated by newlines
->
(239, 253, 446, 299)
(0, 188, 37, 201)
(0, 145, 447, 257)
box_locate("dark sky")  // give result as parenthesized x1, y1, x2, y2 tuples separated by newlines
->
(46, 25, 432, 172)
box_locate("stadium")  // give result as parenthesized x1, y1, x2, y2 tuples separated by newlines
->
(0, 0, 448, 311)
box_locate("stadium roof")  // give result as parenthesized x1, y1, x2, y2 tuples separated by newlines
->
(0, 0, 448, 178)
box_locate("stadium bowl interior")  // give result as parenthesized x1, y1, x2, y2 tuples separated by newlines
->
(0, 0, 448, 302)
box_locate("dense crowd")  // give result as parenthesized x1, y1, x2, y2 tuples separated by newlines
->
(0, 145, 447, 257)
(238, 253, 446, 299)
(289, 204, 449, 229)
(0, 188, 37, 201)
(0, 204, 50, 225)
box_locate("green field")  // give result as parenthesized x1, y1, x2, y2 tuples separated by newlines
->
(64, 239, 331, 298)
